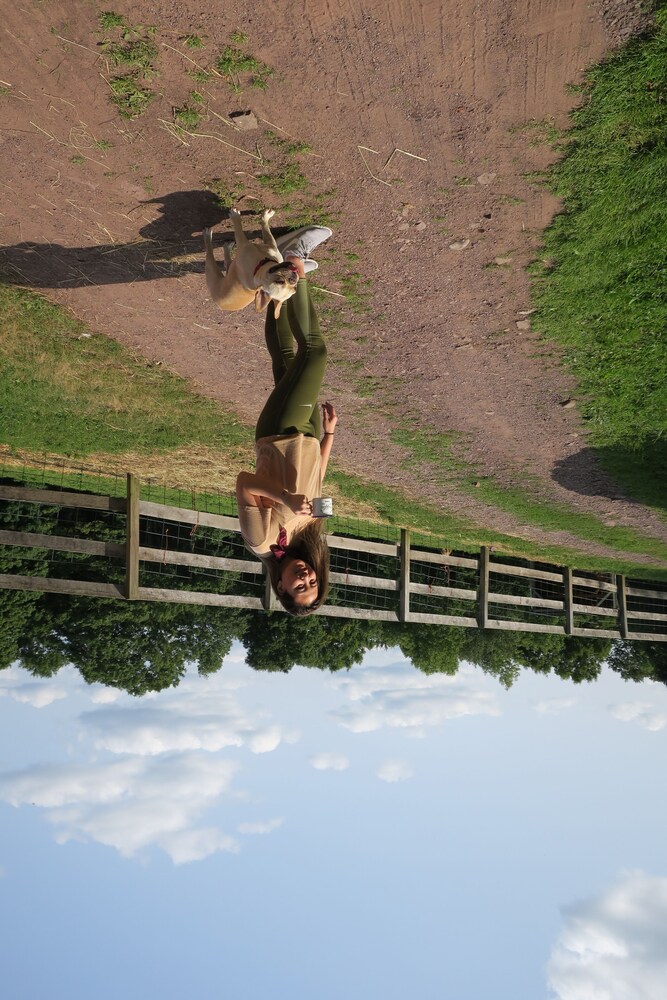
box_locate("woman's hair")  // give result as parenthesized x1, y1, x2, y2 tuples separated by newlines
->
(265, 520, 330, 616)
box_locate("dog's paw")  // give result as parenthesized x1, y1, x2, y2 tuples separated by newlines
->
(229, 207, 242, 220)
(203, 227, 213, 247)
(262, 208, 275, 223)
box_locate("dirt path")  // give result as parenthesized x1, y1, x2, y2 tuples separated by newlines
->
(1, 0, 662, 558)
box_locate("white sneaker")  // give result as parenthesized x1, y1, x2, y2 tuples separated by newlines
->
(276, 226, 333, 261)
(303, 258, 318, 273)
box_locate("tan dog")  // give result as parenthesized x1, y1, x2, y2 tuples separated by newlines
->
(204, 208, 298, 318)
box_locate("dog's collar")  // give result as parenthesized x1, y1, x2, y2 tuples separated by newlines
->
(253, 257, 274, 277)
(253, 258, 299, 278)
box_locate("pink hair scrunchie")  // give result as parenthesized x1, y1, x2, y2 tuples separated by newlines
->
(269, 526, 288, 561)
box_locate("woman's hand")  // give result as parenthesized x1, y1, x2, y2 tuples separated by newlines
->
(284, 492, 313, 516)
(321, 401, 338, 435)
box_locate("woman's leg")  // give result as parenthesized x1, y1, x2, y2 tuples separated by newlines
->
(263, 291, 296, 387)
(255, 281, 327, 440)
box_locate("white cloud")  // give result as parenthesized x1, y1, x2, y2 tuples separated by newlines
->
(82, 681, 300, 756)
(237, 818, 283, 835)
(534, 698, 576, 715)
(309, 753, 349, 771)
(158, 827, 240, 864)
(248, 726, 297, 754)
(0, 758, 146, 809)
(12, 684, 68, 708)
(377, 760, 413, 783)
(0, 667, 68, 709)
(609, 703, 667, 733)
(0, 668, 299, 865)
(0, 753, 240, 863)
(330, 664, 500, 735)
(88, 686, 123, 705)
(547, 871, 667, 1000)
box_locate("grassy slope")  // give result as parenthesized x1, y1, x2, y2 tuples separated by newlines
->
(531, 5, 667, 507)
(0, 285, 248, 457)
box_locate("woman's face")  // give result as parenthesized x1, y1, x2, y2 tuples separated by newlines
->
(278, 558, 318, 607)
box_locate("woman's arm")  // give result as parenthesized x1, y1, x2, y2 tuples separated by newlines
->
(319, 401, 338, 480)
(236, 472, 312, 515)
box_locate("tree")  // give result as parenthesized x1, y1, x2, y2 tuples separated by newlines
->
(390, 622, 462, 675)
(0, 501, 58, 670)
(15, 594, 249, 695)
(608, 640, 667, 685)
(242, 612, 383, 673)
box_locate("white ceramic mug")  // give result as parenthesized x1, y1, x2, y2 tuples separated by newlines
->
(311, 497, 333, 518)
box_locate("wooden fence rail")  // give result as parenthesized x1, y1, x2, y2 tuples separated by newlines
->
(1, 476, 667, 641)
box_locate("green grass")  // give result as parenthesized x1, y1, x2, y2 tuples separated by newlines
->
(216, 40, 273, 91)
(218, 124, 338, 229)
(338, 272, 373, 312)
(173, 103, 203, 129)
(203, 177, 245, 210)
(99, 11, 126, 31)
(188, 68, 214, 84)
(282, 189, 340, 230)
(257, 160, 307, 196)
(324, 468, 667, 581)
(530, 5, 667, 507)
(98, 16, 158, 118)
(101, 37, 158, 74)
(108, 76, 154, 118)
(0, 284, 246, 457)
(355, 375, 382, 398)
(389, 420, 667, 564)
(182, 34, 204, 49)
(267, 134, 312, 156)
(256, 131, 312, 196)
(510, 118, 566, 147)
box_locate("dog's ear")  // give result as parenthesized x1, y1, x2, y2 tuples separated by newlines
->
(254, 289, 271, 312)
(272, 299, 283, 319)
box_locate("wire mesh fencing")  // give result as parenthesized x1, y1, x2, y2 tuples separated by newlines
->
(1, 463, 667, 640)
(626, 577, 667, 637)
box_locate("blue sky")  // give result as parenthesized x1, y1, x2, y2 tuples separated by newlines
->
(1, 644, 666, 1000)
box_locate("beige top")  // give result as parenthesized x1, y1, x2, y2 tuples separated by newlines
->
(238, 433, 322, 558)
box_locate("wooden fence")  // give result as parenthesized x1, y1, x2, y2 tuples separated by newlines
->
(1, 476, 666, 641)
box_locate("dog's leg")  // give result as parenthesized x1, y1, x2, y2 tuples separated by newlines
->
(260, 208, 280, 253)
(229, 207, 249, 249)
(222, 241, 234, 271)
(204, 227, 227, 300)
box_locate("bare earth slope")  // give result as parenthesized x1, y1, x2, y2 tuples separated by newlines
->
(0, 0, 662, 561)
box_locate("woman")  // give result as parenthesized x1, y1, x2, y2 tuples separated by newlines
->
(236, 226, 337, 615)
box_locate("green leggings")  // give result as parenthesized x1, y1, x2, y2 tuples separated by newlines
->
(255, 281, 327, 441)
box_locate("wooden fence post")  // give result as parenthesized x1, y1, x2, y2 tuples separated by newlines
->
(125, 474, 140, 600)
(263, 565, 277, 611)
(477, 545, 490, 629)
(563, 566, 574, 635)
(616, 574, 629, 639)
(399, 528, 411, 622)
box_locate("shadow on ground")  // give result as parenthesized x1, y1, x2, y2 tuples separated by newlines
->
(553, 445, 667, 515)
(0, 191, 280, 289)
